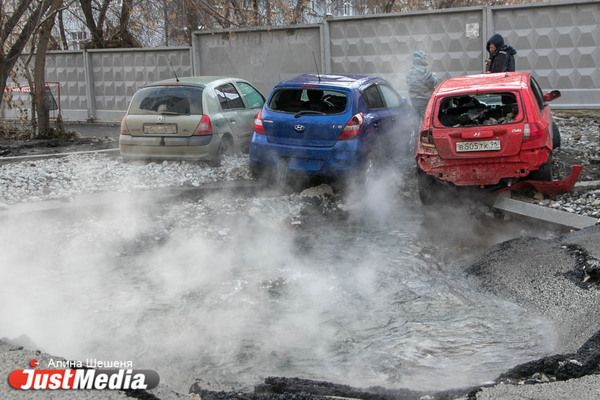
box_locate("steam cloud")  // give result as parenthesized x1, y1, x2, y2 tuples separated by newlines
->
(0, 162, 557, 393)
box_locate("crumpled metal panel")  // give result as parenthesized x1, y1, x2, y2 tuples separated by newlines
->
(495, 165, 583, 195)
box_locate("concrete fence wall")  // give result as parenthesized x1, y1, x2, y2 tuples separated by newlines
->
(1, 0, 598, 123)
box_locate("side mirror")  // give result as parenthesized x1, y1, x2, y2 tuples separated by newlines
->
(544, 90, 561, 102)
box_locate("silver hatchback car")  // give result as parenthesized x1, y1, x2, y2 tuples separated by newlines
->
(119, 76, 264, 162)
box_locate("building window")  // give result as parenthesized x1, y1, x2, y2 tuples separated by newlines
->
(69, 31, 87, 49)
(343, 2, 352, 16)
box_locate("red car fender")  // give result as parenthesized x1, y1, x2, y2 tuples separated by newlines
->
(495, 165, 583, 195)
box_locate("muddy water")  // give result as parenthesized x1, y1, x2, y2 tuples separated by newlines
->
(0, 191, 558, 393)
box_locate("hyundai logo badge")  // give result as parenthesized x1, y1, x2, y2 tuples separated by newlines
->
(294, 124, 305, 133)
(157, 116, 164, 123)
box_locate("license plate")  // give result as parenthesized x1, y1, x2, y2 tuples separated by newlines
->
(143, 124, 177, 134)
(456, 140, 501, 152)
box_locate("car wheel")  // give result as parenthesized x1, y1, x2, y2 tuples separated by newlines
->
(218, 136, 234, 156)
(249, 160, 264, 179)
(211, 136, 234, 166)
(552, 121, 561, 149)
(528, 152, 553, 181)
(417, 168, 438, 205)
(362, 150, 379, 185)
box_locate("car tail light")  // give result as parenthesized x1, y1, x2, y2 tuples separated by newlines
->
(193, 115, 212, 136)
(254, 110, 266, 135)
(419, 129, 435, 147)
(120, 116, 130, 135)
(337, 113, 364, 141)
(522, 123, 544, 143)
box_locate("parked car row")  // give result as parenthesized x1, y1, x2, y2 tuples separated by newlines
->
(119, 73, 419, 179)
(119, 71, 562, 203)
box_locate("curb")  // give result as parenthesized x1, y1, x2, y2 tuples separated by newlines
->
(0, 148, 120, 164)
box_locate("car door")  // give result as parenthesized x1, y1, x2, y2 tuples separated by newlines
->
(529, 76, 553, 149)
(214, 82, 248, 148)
(378, 83, 414, 155)
(234, 81, 265, 150)
(361, 83, 397, 152)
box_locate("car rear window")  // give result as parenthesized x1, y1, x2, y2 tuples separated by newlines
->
(128, 86, 204, 115)
(437, 92, 520, 127)
(268, 88, 348, 114)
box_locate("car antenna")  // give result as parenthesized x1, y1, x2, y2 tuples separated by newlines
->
(169, 59, 180, 82)
(312, 51, 321, 83)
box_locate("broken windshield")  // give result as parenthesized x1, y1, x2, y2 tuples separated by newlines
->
(438, 92, 520, 127)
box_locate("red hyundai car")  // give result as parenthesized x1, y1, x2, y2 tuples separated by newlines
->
(415, 72, 561, 203)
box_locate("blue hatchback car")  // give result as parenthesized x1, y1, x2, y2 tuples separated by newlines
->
(249, 73, 418, 180)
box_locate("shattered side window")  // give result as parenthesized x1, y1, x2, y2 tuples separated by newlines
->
(437, 93, 520, 127)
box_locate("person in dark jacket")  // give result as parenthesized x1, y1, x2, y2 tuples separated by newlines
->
(406, 50, 438, 124)
(485, 33, 516, 73)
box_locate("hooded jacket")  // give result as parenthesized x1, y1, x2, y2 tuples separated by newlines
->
(486, 34, 517, 73)
(406, 50, 438, 104)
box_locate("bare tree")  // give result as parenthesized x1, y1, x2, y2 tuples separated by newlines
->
(0, 0, 55, 102)
(33, 0, 64, 137)
(79, 0, 110, 47)
(57, 8, 70, 49)
(79, 0, 140, 48)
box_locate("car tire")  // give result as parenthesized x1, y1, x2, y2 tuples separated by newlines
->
(416, 168, 438, 205)
(211, 135, 234, 166)
(552, 121, 561, 149)
(249, 160, 264, 179)
(362, 150, 379, 185)
(528, 152, 553, 181)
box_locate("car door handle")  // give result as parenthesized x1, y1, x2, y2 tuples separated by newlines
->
(373, 122, 380, 128)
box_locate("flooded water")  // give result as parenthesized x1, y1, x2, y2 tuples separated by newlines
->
(0, 186, 558, 393)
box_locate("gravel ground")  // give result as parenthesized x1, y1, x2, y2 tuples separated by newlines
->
(0, 112, 599, 213)
(0, 153, 253, 206)
(544, 112, 600, 218)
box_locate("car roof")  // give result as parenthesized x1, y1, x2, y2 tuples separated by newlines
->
(146, 76, 242, 87)
(435, 72, 531, 96)
(275, 73, 381, 89)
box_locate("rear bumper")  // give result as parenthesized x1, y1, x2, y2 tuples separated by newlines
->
(417, 147, 550, 186)
(249, 133, 361, 175)
(119, 135, 218, 161)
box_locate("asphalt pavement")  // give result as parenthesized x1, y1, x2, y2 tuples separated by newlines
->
(64, 122, 120, 139)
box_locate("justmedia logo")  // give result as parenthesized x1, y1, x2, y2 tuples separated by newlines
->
(8, 359, 160, 390)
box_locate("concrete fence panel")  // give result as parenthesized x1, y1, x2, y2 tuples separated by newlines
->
(489, 1, 600, 108)
(1, 2, 598, 123)
(193, 25, 322, 97)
